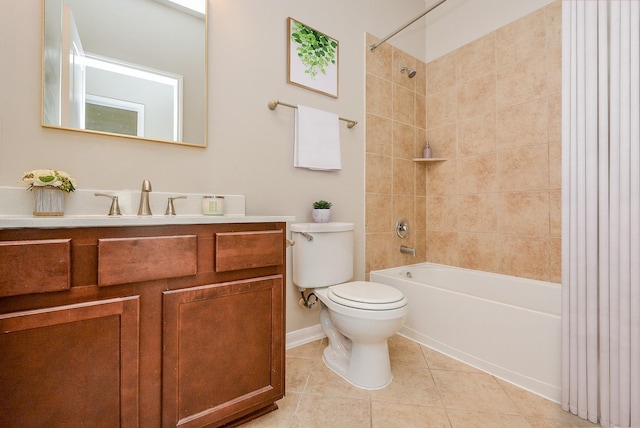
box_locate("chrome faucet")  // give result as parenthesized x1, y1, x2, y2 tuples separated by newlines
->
(137, 179, 152, 216)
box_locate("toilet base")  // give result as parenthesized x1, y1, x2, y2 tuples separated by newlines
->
(319, 307, 393, 390)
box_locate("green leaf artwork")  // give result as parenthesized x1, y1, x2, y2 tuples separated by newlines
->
(290, 20, 337, 80)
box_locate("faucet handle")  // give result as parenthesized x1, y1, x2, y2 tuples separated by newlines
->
(94, 193, 122, 216)
(165, 196, 187, 216)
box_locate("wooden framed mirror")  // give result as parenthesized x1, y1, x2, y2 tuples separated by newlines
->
(42, 0, 207, 147)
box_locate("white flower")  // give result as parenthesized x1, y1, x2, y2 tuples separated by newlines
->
(21, 169, 77, 192)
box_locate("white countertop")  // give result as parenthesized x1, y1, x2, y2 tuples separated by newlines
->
(0, 214, 295, 229)
(0, 186, 294, 229)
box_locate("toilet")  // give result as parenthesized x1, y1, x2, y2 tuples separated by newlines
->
(291, 222, 408, 390)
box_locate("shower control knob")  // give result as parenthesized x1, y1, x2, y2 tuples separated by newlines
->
(396, 218, 409, 238)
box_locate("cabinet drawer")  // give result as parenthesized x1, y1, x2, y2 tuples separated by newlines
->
(215, 230, 283, 272)
(98, 235, 197, 286)
(0, 239, 71, 297)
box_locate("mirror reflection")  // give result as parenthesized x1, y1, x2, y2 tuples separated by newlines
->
(42, 0, 207, 147)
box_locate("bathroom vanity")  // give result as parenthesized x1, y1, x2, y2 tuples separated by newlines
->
(0, 216, 290, 427)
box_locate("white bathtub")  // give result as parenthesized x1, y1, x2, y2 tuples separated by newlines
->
(370, 262, 561, 402)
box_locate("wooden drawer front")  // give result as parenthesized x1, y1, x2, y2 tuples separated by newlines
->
(98, 235, 197, 286)
(0, 239, 71, 298)
(215, 230, 283, 272)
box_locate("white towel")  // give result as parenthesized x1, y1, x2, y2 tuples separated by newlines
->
(294, 105, 342, 171)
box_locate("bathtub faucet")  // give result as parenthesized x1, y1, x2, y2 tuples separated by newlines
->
(400, 245, 416, 256)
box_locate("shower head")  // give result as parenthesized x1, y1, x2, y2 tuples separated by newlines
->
(400, 66, 417, 78)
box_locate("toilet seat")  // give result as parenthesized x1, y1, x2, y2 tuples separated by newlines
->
(327, 281, 407, 311)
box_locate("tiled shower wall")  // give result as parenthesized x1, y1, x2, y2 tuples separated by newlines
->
(365, 1, 562, 283)
(365, 33, 428, 276)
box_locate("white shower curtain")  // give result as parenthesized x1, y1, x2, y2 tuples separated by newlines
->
(562, 1, 640, 427)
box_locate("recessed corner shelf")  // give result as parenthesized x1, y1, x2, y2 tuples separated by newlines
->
(412, 158, 447, 163)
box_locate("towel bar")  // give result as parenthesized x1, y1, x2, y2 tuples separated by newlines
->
(267, 100, 358, 128)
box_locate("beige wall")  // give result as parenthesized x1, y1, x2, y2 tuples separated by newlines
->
(366, 1, 562, 283)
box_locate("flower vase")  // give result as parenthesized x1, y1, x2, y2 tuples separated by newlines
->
(33, 186, 65, 216)
(312, 208, 331, 223)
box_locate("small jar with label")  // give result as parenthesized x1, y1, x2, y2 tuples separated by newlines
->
(202, 195, 224, 215)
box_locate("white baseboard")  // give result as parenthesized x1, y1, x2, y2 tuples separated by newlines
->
(286, 324, 325, 349)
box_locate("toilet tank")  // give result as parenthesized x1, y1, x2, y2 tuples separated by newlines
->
(291, 222, 354, 288)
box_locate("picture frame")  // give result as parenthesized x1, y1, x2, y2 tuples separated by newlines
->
(287, 17, 339, 98)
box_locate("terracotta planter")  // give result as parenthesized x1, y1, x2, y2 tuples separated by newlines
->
(312, 208, 331, 223)
(33, 186, 65, 216)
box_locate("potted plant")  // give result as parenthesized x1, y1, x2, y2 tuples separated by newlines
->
(21, 169, 76, 216)
(312, 200, 332, 223)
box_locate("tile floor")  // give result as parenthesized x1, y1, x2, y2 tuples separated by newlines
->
(245, 335, 600, 428)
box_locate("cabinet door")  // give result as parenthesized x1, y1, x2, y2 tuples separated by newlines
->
(0, 297, 140, 428)
(162, 275, 284, 428)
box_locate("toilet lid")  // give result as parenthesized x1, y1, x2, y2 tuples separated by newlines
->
(327, 281, 407, 311)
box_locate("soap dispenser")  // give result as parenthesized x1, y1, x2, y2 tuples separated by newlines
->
(423, 142, 432, 159)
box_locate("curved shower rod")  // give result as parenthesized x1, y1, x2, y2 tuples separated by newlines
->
(369, 0, 448, 51)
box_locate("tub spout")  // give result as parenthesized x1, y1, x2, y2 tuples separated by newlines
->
(400, 245, 416, 256)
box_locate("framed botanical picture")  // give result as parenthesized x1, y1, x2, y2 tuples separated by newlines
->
(287, 17, 339, 98)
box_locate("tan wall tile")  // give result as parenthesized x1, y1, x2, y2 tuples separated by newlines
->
(498, 145, 549, 191)
(366, 33, 392, 80)
(427, 88, 457, 128)
(426, 231, 459, 265)
(457, 74, 496, 121)
(549, 140, 562, 191)
(366, 153, 393, 194)
(367, 73, 393, 118)
(499, 236, 550, 281)
(426, 52, 456, 95)
(393, 158, 415, 195)
(366, 114, 393, 156)
(548, 95, 562, 189)
(426, 160, 458, 196)
(458, 232, 499, 272)
(458, 114, 497, 157)
(545, 1, 563, 96)
(366, 232, 394, 272)
(426, 195, 458, 232)
(366, 193, 393, 233)
(550, 237, 562, 283)
(393, 121, 416, 160)
(495, 8, 546, 70)
(415, 93, 426, 130)
(393, 84, 416, 125)
(426, 124, 457, 159)
(458, 193, 498, 233)
(415, 61, 427, 96)
(458, 154, 498, 194)
(456, 33, 496, 83)
(549, 190, 561, 237)
(498, 191, 550, 236)
(415, 196, 427, 229)
(497, 98, 548, 151)
(415, 163, 427, 196)
(496, 58, 546, 109)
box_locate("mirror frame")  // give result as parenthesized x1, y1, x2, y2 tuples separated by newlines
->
(40, 0, 208, 148)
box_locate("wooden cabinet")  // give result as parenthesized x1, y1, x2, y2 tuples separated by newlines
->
(0, 222, 286, 428)
(0, 296, 139, 428)
(162, 275, 284, 427)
